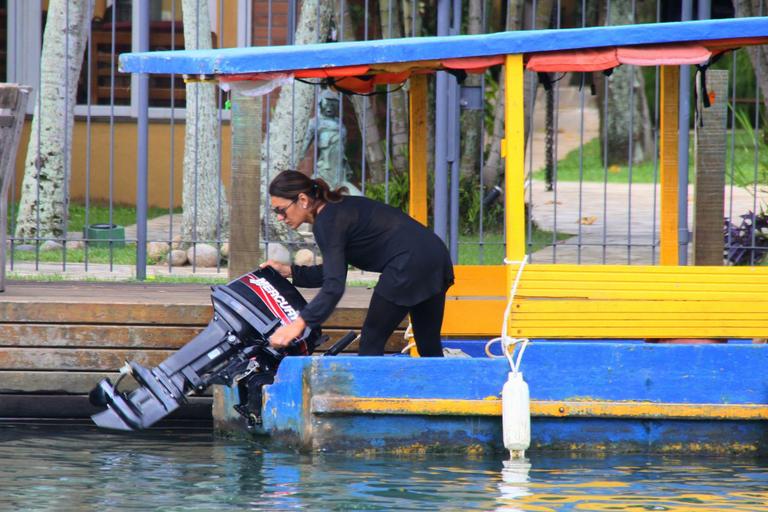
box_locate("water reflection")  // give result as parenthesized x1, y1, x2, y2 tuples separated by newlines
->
(1, 423, 767, 511)
(497, 458, 532, 511)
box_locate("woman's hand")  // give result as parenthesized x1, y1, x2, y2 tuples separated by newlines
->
(269, 317, 307, 349)
(260, 259, 292, 278)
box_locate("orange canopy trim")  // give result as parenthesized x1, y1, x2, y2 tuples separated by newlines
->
(526, 48, 619, 72)
(367, 60, 443, 74)
(702, 36, 768, 51)
(293, 65, 370, 79)
(442, 55, 505, 72)
(617, 43, 711, 66)
(331, 70, 413, 94)
(219, 72, 289, 83)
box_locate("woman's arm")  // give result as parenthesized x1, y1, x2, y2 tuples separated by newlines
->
(291, 264, 324, 288)
(259, 259, 292, 278)
(269, 316, 307, 348)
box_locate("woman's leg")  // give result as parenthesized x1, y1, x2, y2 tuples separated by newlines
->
(359, 292, 409, 355)
(409, 291, 446, 357)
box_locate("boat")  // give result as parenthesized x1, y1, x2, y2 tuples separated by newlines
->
(121, 17, 768, 454)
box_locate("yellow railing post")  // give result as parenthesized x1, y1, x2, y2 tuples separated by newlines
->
(409, 74, 428, 225)
(660, 66, 680, 266)
(408, 74, 429, 356)
(504, 54, 526, 304)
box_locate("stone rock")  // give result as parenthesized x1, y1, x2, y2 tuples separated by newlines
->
(294, 248, 321, 266)
(168, 249, 188, 266)
(171, 235, 183, 250)
(220, 242, 229, 259)
(147, 242, 170, 261)
(41, 240, 63, 252)
(14, 244, 36, 252)
(264, 242, 291, 264)
(187, 243, 220, 267)
(68, 240, 85, 250)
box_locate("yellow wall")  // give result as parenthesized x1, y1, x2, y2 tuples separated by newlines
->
(14, 119, 233, 208)
(14, 0, 240, 208)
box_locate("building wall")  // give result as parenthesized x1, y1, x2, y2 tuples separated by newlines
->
(14, 118, 233, 208)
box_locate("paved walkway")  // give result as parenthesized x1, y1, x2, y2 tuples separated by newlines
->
(528, 180, 766, 265)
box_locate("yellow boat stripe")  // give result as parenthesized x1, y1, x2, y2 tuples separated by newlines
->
(311, 397, 768, 420)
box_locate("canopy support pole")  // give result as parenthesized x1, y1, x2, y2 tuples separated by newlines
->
(503, 54, 526, 283)
(660, 65, 680, 265)
(409, 74, 428, 225)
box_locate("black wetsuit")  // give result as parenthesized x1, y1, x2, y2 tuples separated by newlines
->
(291, 196, 454, 356)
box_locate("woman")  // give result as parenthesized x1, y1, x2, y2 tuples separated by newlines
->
(262, 170, 454, 357)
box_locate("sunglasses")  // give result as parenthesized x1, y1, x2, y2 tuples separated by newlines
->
(272, 198, 298, 217)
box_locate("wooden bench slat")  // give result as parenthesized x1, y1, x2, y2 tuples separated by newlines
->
(523, 271, 768, 284)
(0, 371, 213, 396)
(0, 348, 174, 371)
(521, 264, 768, 275)
(516, 288, 768, 301)
(512, 298, 766, 317)
(507, 326, 763, 338)
(0, 394, 211, 420)
(449, 264, 768, 299)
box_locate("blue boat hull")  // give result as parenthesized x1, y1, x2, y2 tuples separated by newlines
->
(214, 342, 768, 454)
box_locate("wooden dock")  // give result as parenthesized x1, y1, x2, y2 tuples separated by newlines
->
(0, 281, 395, 424)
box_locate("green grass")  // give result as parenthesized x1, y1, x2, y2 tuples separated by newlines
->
(64, 203, 179, 233)
(458, 228, 571, 265)
(533, 130, 767, 184)
(10, 246, 137, 265)
(8, 202, 181, 265)
(5, 272, 230, 285)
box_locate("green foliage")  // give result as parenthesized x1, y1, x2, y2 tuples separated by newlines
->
(458, 175, 504, 235)
(364, 171, 411, 212)
(730, 107, 768, 197)
(483, 70, 500, 137)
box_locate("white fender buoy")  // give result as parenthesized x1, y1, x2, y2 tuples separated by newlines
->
(502, 370, 530, 458)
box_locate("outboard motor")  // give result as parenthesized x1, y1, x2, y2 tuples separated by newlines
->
(89, 267, 347, 431)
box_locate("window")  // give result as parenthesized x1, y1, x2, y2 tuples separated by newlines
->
(80, 1, 193, 108)
(7, 0, 245, 118)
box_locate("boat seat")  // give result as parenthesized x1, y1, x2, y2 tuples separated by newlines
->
(443, 264, 768, 339)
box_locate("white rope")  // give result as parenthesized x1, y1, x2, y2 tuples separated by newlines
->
(485, 255, 530, 374)
(401, 323, 415, 354)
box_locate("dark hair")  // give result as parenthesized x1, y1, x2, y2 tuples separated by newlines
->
(268, 170, 346, 211)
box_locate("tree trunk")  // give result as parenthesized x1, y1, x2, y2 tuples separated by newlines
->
(482, 0, 549, 188)
(228, 92, 263, 278)
(594, 0, 653, 166)
(459, 0, 483, 179)
(732, 0, 768, 116)
(401, 0, 421, 38)
(379, 0, 409, 178)
(180, 0, 229, 247)
(341, 6, 387, 184)
(15, 0, 91, 240)
(261, 0, 334, 243)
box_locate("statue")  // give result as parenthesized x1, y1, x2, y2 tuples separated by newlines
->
(302, 90, 362, 195)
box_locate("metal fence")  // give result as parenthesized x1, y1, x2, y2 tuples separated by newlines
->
(2, 0, 767, 281)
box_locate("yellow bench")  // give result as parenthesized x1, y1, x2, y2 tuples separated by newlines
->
(443, 264, 768, 339)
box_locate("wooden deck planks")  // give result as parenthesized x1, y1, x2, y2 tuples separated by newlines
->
(0, 281, 401, 421)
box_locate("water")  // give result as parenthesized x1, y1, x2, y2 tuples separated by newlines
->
(2, 423, 768, 511)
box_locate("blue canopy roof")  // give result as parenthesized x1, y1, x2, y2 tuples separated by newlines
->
(120, 17, 768, 76)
